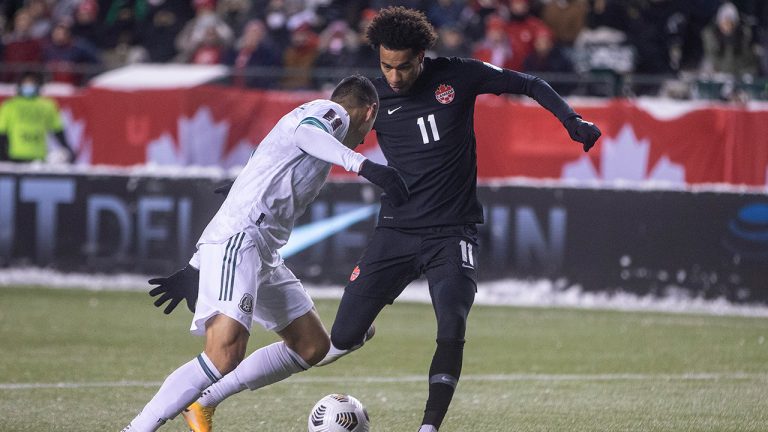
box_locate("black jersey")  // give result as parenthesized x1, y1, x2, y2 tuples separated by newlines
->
(372, 56, 577, 228)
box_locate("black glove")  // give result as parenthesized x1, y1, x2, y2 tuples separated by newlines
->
(564, 115, 602, 152)
(358, 159, 410, 206)
(148, 265, 199, 314)
(214, 180, 234, 197)
(0, 134, 9, 161)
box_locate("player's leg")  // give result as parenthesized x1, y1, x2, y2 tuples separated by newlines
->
(193, 309, 326, 409)
(127, 234, 257, 432)
(185, 261, 323, 430)
(419, 226, 478, 432)
(318, 227, 420, 366)
(125, 236, 256, 432)
(318, 290, 388, 366)
(126, 313, 249, 432)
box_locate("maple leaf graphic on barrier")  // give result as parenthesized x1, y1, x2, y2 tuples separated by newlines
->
(561, 124, 685, 183)
(146, 107, 253, 168)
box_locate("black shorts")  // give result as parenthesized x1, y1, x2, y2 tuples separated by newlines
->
(344, 224, 479, 303)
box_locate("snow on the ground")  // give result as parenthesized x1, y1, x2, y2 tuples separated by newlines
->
(1, 268, 766, 318)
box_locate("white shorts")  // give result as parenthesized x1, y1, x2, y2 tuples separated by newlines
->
(190, 232, 314, 335)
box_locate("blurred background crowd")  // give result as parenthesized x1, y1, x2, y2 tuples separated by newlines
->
(1, 0, 767, 100)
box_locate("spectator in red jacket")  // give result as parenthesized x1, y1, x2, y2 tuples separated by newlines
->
(505, 0, 552, 71)
(471, 15, 515, 70)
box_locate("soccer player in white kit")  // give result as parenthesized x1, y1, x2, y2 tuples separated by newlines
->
(122, 75, 408, 432)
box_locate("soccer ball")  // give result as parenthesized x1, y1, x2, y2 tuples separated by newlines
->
(307, 393, 370, 432)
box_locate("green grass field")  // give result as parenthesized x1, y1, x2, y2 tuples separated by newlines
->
(1, 286, 767, 432)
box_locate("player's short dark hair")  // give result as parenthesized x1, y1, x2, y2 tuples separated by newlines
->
(331, 74, 379, 108)
(366, 6, 437, 52)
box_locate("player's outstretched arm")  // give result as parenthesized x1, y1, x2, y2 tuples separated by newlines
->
(294, 124, 410, 205)
(478, 62, 602, 152)
(148, 264, 199, 314)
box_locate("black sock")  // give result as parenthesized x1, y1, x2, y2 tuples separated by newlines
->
(421, 339, 465, 429)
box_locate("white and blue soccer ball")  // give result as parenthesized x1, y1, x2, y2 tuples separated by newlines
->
(307, 394, 370, 432)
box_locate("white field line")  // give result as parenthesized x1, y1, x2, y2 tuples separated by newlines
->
(2, 372, 766, 390)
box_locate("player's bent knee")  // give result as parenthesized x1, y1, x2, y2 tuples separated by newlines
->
(286, 332, 330, 366)
(204, 344, 246, 375)
(330, 324, 366, 351)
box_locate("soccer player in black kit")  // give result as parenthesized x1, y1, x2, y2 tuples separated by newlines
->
(319, 7, 602, 432)
(149, 6, 602, 431)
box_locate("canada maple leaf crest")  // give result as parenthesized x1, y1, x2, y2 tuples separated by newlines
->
(561, 124, 685, 183)
(435, 84, 455, 104)
(146, 107, 254, 168)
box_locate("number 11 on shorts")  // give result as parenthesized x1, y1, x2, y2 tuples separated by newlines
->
(459, 240, 474, 268)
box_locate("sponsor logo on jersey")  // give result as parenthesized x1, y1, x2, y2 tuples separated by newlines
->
(435, 84, 455, 104)
(239, 293, 254, 314)
(387, 106, 402, 115)
(350, 265, 361, 281)
(322, 109, 343, 131)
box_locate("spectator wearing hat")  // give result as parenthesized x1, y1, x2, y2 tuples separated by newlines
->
(701, 1, 758, 76)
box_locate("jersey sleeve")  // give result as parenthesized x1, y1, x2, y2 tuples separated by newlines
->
(461, 57, 577, 123)
(295, 100, 349, 142)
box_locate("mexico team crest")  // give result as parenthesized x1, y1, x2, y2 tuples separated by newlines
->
(350, 266, 360, 281)
(435, 84, 455, 104)
(239, 293, 254, 314)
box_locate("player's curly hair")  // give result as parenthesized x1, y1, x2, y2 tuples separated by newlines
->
(366, 6, 437, 52)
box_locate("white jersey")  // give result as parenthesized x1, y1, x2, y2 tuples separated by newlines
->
(196, 99, 350, 251)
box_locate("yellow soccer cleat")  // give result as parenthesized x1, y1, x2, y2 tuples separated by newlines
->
(182, 401, 216, 432)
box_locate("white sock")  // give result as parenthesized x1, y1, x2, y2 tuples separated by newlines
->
(316, 325, 374, 367)
(127, 353, 221, 432)
(315, 342, 351, 366)
(418, 425, 438, 432)
(199, 341, 310, 407)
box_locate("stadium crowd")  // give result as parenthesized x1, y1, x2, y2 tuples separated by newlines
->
(1, 0, 767, 99)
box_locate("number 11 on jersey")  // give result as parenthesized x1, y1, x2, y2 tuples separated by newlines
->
(417, 114, 440, 144)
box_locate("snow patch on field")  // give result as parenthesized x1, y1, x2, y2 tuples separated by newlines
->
(1, 268, 766, 318)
